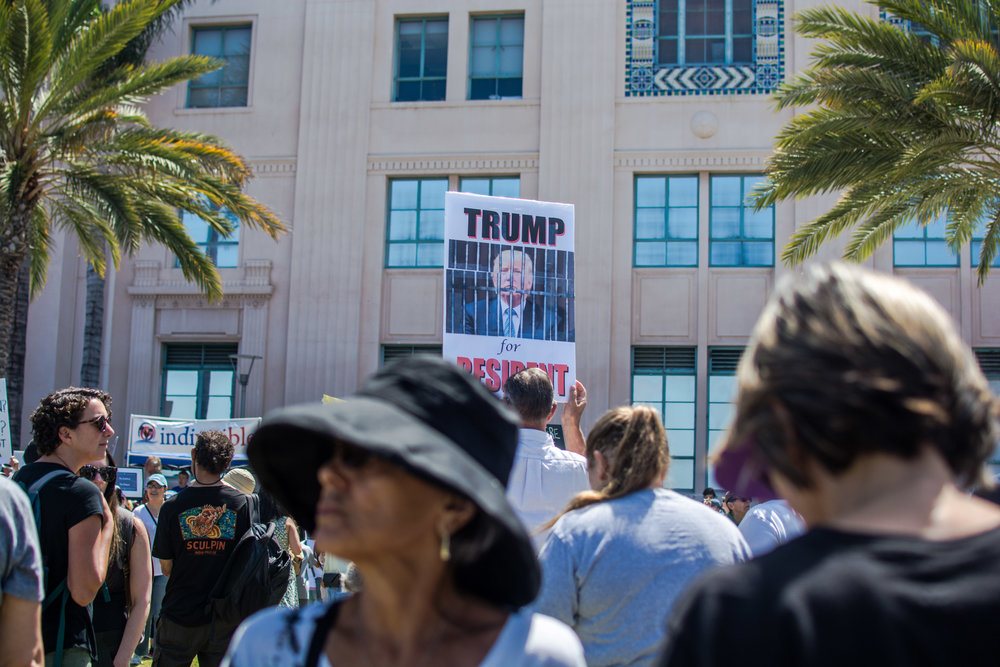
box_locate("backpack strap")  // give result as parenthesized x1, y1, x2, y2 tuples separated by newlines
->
(27, 469, 78, 667)
(305, 601, 342, 667)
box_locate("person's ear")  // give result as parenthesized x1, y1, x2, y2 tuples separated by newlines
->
(57, 425, 73, 446)
(593, 450, 611, 486)
(441, 495, 476, 535)
(547, 403, 558, 422)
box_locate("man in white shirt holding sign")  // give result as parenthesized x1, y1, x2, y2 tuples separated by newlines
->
(504, 368, 589, 550)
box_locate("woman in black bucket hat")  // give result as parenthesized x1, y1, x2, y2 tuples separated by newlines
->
(222, 357, 585, 667)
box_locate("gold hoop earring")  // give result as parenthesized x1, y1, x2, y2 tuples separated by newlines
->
(439, 530, 451, 562)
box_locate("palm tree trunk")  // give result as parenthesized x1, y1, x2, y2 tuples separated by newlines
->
(0, 256, 29, 449)
(81, 266, 105, 387)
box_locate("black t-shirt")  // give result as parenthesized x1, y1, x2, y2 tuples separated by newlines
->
(660, 526, 1000, 667)
(153, 485, 251, 626)
(92, 506, 135, 634)
(13, 462, 105, 653)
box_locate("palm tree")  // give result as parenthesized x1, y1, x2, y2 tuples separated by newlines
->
(77, 0, 205, 389)
(0, 0, 286, 426)
(752, 0, 1000, 283)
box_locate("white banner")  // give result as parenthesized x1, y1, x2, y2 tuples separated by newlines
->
(443, 192, 576, 401)
(0, 379, 9, 460)
(127, 414, 259, 467)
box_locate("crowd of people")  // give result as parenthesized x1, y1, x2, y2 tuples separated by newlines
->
(3, 262, 1000, 666)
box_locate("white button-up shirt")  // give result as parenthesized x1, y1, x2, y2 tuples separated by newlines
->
(505, 428, 590, 550)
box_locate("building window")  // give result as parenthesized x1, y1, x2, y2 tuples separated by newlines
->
(177, 206, 240, 268)
(395, 17, 448, 102)
(893, 213, 958, 267)
(971, 218, 999, 268)
(707, 347, 742, 489)
(709, 174, 773, 266)
(161, 343, 237, 419)
(625, 0, 783, 97)
(382, 345, 443, 366)
(386, 178, 447, 268)
(975, 348, 1000, 475)
(634, 175, 699, 267)
(187, 25, 251, 108)
(659, 0, 754, 66)
(469, 15, 524, 100)
(459, 176, 520, 198)
(632, 347, 697, 492)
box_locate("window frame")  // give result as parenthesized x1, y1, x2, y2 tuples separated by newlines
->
(468, 14, 525, 100)
(160, 343, 238, 420)
(381, 344, 443, 366)
(706, 346, 743, 490)
(708, 173, 774, 267)
(892, 213, 958, 267)
(385, 177, 449, 269)
(633, 174, 700, 267)
(394, 16, 449, 102)
(176, 204, 240, 269)
(458, 176, 521, 198)
(970, 216, 1000, 269)
(631, 346, 698, 493)
(657, 0, 755, 67)
(186, 23, 253, 109)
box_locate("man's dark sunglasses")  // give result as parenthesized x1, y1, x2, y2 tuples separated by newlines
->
(74, 415, 112, 433)
(79, 465, 117, 482)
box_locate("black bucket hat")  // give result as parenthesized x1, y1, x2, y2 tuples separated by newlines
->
(247, 356, 540, 609)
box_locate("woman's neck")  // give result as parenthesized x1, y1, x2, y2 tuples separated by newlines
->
(344, 558, 506, 653)
(792, 448, 1000, 540)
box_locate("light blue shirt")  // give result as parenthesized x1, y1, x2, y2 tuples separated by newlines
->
(534, 488, 750, 667)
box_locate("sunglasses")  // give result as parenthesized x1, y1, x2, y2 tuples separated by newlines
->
(79, 465, 117, 482)
(329, 441, 378, 471)
(146, 485, 165, 494)
(74, 415, 112, 433)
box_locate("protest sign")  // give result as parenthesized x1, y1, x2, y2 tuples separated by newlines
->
(443, 192, 576, 401)
(127, 414, 259, 467)
(0, 379, 9, 460)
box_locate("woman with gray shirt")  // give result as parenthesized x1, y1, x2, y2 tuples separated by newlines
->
(533, 405, 749, 666)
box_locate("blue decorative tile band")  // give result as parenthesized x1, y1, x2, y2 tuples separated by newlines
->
(626, 0, 785, 96)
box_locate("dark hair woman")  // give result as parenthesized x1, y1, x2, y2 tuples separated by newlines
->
(222, 357, 585, 667)
(80, 452, 152, 667)
(660, 263, 1000, 667)
(532, 405, 749, 666)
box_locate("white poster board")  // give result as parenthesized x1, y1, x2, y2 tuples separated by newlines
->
(0, 379, 10, 460)
(443, 192, 576, 401)
(127, 414, 259, 467)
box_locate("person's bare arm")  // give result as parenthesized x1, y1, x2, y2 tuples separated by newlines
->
(0, 594, 43, 666)
(561, 380, 588, 456)
(67, 496, 114, 606)
(286, 517, 302, 557)
(160, 559, 172, 577)
(114, 518, 152, 667)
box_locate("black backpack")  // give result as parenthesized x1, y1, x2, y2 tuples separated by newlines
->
(17, 468, 98, 667)
(206, 495, 292, 630)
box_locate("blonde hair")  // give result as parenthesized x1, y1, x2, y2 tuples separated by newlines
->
(546, 405, 669, 528)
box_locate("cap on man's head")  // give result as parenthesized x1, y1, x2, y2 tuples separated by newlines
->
(146, 473, 168, 488)
(724, 490, 749, 503)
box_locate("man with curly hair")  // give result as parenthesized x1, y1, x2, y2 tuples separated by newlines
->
(13, 387, 116, 665)
(152, 430, 251, 667)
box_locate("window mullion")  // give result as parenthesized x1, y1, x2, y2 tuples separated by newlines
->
(679, 0, 687, 66)
(725, 0, 733, 64)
